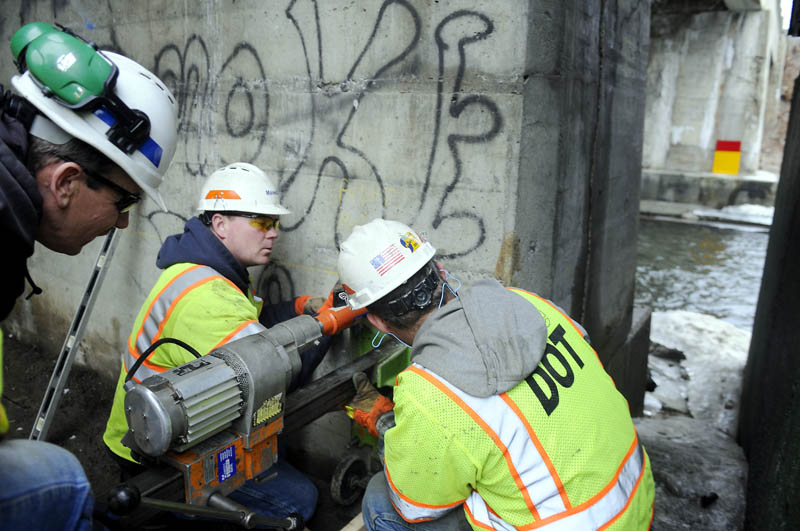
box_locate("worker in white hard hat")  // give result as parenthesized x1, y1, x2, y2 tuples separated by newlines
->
(103, 162, 333, 524)
(338, 219, 656, 531)
(0, 22, 179, 530)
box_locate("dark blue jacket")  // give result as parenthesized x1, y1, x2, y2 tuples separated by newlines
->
(157, 217, 330, 389)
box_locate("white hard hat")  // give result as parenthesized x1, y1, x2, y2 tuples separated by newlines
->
(338, 219, 436, 310)
(197, 162, 290, 215)
(12, 52, 178, 211)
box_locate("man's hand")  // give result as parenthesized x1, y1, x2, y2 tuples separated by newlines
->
(345, 372, 394, 437)
(297, 280, 344, 316)
(295, 294, 329, 315)
(302, 296, 327, 315)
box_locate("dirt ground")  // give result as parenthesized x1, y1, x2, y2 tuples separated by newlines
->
(1, 332, 363, 531)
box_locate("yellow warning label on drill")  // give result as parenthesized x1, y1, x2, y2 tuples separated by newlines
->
(254, 393, 282, 426)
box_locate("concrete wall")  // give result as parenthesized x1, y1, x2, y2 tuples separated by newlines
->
(761, 37, 800, 172)
(4, 0, 531, 377)
(738, 73, 800, 530)
(516, 1, 650, 359)
(2, 0, 650, 468)
(643, 7, 779, 175)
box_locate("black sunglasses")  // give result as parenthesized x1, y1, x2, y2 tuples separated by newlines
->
(59, 156, 141, 213)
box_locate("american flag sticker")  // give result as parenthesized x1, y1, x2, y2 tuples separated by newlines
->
(370, 245, 405, 276)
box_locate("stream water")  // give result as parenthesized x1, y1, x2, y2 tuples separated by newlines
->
(635, 218, 770, 332)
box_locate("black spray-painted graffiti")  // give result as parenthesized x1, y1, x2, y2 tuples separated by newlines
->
(46, 1, 506, 302)
(278, 0, 421, 237)
(153, 37, 270, 177)
(281, 1, 502, 260)
(257, 263, 296, 304)
(424, 10, 502, 258)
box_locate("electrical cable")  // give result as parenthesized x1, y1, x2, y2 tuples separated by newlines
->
(125, 338, 202, 382)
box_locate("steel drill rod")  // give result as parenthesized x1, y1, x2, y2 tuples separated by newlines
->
(208, 492, 301, 529)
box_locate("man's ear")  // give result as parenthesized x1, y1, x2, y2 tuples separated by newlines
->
(366, 312, 390, 334)
(210, 213, 229, 239)
(47, 162, 82, 208)
(434, 260, 445, 279)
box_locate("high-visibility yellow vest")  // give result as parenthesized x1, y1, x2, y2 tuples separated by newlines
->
(384, 288, 655, 530)
(0, 331, 7, 437)
(103, 263, 267, 462)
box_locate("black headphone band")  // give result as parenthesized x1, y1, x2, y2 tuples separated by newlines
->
(0, 86, 38, 130)
(371, 264, 440, 317)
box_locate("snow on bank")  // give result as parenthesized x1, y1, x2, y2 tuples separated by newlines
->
(645, 310, 750, 437)
(692, 204, 775, 227)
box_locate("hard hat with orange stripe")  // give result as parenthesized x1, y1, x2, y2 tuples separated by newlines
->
(338, 219, 436, 310)
(197, 162, 290, 215)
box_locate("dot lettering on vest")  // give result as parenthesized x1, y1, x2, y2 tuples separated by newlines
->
(524, 324, 585, 416)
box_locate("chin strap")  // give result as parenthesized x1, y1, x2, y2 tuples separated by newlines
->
(24, 267, 43, 300)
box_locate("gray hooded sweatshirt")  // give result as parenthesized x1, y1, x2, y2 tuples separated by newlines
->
(412, 278, 550, 397)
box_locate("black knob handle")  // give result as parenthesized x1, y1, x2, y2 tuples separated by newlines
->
(107, 484, 142, 515)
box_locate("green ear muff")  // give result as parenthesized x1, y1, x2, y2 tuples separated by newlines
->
(10, 22, 58, 64)
(11, 22, 115, 108)
(10, 22, 151, 155)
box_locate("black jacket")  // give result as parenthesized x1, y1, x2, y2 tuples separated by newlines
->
(0, 113, 41, 321)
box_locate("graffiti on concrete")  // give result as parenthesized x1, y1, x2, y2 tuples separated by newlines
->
(48, 1, 507, 302)
(257, 263, 297, 304)
(425, 10, 502, 259)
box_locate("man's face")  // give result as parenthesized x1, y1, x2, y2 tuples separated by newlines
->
(38, 162, 142, 255)
(217, 213, 279, 268)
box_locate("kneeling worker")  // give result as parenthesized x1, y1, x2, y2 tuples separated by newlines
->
(339, 219, 655, 530)
(103, 162, 332, 522)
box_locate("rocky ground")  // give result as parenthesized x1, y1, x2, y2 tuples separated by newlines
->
(2, 308, 749, 530)
(639, 310, 750, 530)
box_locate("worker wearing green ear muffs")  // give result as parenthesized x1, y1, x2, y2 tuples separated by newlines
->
(0, 21, 178, 530)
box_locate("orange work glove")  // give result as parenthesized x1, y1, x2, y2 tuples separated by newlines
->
(345, 372, 394, 438)
(295, 281, 343, 315)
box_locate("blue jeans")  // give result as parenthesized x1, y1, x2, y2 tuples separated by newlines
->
(0, 439, 93, 530)
(362, 472, 469, 531)
(228, 458, 318, 524)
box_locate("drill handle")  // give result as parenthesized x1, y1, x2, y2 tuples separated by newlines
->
(315, 305, 367, 336)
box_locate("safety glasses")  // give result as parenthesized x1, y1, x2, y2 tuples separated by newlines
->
(59, 155, 141, 213)
(229, 212, 280, 232)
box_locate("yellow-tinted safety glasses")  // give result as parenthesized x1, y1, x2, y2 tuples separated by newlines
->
(229, 212, 280, 232)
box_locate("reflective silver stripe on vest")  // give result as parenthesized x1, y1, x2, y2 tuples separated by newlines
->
(217, 320, 266, 350)
(252, 288, 263, 307)
(386, 464, 464, 522)
(466, 493, 517, 531)
(467, 447, 647, 531)
(412, 365, 646, 530)
(124, 266, 265, 381)
(411, 365, 566, 519)
(498, 442, 645, 530)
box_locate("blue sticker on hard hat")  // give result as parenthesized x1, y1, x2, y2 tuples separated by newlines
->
(94, 108, 163, 168)
(370, 244, 405, 276)
(400, 232, 421, 252)
(217, 445, 236, 482)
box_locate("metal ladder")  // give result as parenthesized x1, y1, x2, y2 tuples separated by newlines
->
(29, 228, 120, 441)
